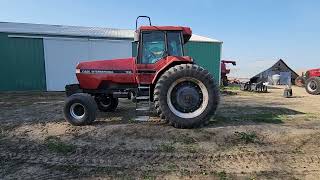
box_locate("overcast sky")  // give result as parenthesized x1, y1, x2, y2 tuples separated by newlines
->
(1, 0, 319, 78)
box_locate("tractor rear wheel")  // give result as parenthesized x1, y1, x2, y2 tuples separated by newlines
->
(154, 64, 219, 128)
(305, 77, 320, 95)
(63, 93, 97, 126)
(95, 95, 118, 112)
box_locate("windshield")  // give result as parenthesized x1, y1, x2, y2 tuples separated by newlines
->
(167, 32, 183, 56)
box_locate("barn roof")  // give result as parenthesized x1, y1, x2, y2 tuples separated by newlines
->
(0, 22, 222, 43)
(251, 59, 299, 79)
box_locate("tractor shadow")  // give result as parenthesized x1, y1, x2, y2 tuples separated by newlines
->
(94, 100, 304, 128)
(209, 105, 305, 127)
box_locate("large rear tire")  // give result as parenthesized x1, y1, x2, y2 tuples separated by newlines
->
(63, 93, 97, 126)
(154, 64, 220, 128)
(305, 77, 320, 95)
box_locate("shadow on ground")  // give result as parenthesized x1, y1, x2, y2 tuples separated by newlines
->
(212, 105, 304, 126)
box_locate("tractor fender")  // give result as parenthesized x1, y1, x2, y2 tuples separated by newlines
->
(152, 56, 193, 85)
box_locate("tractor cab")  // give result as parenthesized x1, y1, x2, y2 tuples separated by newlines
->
(134, 16, 193, 84)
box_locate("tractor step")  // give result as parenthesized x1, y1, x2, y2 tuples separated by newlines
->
(136, 107, 150, 111)
(136, 96, 150, 100)
(135, 85, 151, 121)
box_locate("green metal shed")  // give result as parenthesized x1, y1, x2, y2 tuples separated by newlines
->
(0, 32, 46, 91)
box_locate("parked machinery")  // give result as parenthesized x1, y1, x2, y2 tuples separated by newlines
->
(220, 60, 236, 86)
(63, 16, 220, 128)
(300, 68, 320, 95)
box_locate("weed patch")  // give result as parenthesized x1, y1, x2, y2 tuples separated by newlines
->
(234, 131, 259, 144)
(44, 136, 76, 155)
(173, 134, 197, 144)
(158, 143, 175, 153)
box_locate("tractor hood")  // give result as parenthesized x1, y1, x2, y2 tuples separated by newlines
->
(76, 58, 135, 73)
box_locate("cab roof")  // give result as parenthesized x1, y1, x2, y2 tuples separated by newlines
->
(138, 26, 192, 43)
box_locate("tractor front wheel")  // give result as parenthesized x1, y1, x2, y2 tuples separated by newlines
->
(305, 77, 320, 95)
(63, 93, 97, 126)
(154, 64, 219, 128)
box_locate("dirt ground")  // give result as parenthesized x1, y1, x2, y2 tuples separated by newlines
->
(1, 86, 320, 179)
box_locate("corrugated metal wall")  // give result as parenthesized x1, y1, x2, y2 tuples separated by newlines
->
(44, 38, 132, 91)
(132, 41, 221, 81)
(184, 42, 221, 81)
(0, 33, 46, 91)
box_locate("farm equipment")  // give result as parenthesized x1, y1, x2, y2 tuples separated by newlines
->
(221, 60, 236, 86)
(63, 16, 220, 128)
(296, 68, 320, 95)
(240, 76, 268, 93)
(240, 81, 268, 93)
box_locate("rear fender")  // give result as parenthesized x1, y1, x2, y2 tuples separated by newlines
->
(150, 57, 193, 100)
(152, 57, 193, 85)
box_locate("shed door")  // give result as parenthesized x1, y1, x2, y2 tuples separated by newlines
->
(0, 34, 46, 91)
(44, 38, 132, 91)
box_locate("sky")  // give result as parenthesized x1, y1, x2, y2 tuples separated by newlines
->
(1, 0, 319, 77)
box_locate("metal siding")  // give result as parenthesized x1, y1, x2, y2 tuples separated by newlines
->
(44, 38, 132, 91)
(0, 33, 46, 91)
(185, 42, 221, 81)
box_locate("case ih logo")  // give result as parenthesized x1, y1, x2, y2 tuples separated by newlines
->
(80, 69, 132, 74)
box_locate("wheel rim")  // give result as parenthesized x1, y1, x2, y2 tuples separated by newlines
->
(99, 96, 111, 108)
(167, 77, 209, 119)
(308, 80, 317, 92)
(70, 103, 85, 120)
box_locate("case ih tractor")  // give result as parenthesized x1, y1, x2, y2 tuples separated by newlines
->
(301, 68, 320, 95)
(63, 16, 219, 128)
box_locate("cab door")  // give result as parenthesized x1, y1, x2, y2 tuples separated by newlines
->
(136, 31, 167, 84)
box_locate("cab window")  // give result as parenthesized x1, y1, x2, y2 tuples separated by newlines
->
(167, 32, 183, 56)
(141, 31, 165, 64)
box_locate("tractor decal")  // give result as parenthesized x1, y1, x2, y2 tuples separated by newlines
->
(79, 69, 133, 74)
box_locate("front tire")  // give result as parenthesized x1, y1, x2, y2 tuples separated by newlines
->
(63, 93, 97, 126)
(305, 77, 320, 95)
(154, 64, 220, 128)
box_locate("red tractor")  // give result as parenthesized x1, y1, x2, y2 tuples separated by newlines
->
(220, 60, 236, 86)
(63, 16, 220, 128)
(301, 68, 320, 95)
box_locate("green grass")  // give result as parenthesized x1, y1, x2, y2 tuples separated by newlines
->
(166, 163, 178, 171)
(0, 129, 5, 139)
(216, 171, 228, 180)
(158, 143, 176, 153)
(44, 136, 76, 155)
(173, 134, 197, 144)
(234, 131, 258, 144)
(220, 86, 240, 91)
(186, 145, 198, 153)
(213, 112, 287, 124)
(142, 171, 156, 180)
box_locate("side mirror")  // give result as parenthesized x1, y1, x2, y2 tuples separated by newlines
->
(134, 31, 139, 42)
